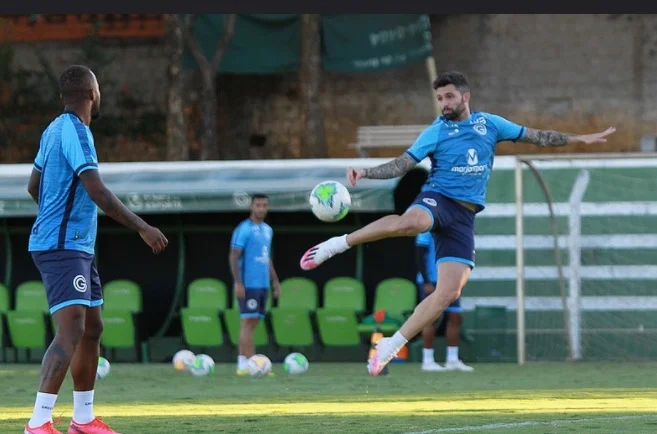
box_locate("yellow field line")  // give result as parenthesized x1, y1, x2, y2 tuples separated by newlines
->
(2, 398, 657, 420)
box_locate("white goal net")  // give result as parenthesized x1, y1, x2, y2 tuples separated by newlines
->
(466, 153, 657, 364)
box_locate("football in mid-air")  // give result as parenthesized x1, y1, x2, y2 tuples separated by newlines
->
(309, 180, 351, 223)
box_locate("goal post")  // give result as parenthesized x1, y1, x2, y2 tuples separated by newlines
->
(512, 152, 657, 365)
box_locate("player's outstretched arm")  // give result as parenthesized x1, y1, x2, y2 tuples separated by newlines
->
(520, 126, 616, 147)
(346, 153, 416, 187)
(79, 170, 168, 254)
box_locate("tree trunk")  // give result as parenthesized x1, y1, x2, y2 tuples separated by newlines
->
(165, 15, 190, 161)
(199, 68, 219, 160)
(176, 14, 237, 161)
(299, 14, 327, 158)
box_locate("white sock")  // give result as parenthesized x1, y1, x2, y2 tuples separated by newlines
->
(389, 331, 408, 351)
(422, 348, 435, 365)
(73, 390, 95, 424)
(447, 346, 459, 363)
(337, 234, 351, 251)
(28, 392, 57, 428)
(238, 355, 248, 370)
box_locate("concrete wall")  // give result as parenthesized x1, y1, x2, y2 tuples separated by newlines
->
(7, 14, 657, 162)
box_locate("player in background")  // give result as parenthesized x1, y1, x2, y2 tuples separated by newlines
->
(24, 65, 168, 434)
(300, 71, 616, 376)
(229, 194, 281, 376)
(415, 232, 473, 372)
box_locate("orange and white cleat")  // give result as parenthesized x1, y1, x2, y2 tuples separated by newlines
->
(68, 417, 121, 434)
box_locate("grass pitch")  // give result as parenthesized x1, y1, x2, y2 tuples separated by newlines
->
(2, 362, 657, 433)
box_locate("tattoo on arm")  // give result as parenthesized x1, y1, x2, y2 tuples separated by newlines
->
(521, 128, 573, 147)
(229, 250, 243, 285)
(363, 154, 416, 179)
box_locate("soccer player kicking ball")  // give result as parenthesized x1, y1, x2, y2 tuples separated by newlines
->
(24, 65, 168, 434)
(300, 71, 616, 376)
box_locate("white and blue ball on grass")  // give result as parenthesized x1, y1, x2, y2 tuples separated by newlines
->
(309, 180, 352, 223)
(96, 357, 111, 380)
(188, 354, 216, 377)
(283, 352, 309, 375)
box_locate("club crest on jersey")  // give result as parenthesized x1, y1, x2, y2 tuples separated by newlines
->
(474, 124, 487, 135)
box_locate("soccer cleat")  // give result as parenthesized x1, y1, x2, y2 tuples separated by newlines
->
(300, 236, 348, 270)
(421, 362, 446, 372)
(367, 337, 399, 376)
(24, 420, 62, 434)
(236, 368, 249, 376)
(444, 360, 475, 372)
(68, 417, 121, 434)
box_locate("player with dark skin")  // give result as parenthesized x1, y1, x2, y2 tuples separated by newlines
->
(25, 65, 167, 434)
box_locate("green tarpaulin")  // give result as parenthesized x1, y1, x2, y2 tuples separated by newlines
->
(183, 14, 432, 74)
(183, 14, 301, 73)
(321, 14, 432, 72)
(0, 159, 431, 218)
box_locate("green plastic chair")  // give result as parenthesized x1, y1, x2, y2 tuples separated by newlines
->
(0, 283, 9, 313)
(323, 277, 365, 312)
(316, 308, 360, 346)
(223, 309, 268, 347)
(100, 309, 136, 349)
(181, 307, 224, 347)
(187, 278, 228, 311)
(7, 310, 47, 349)
(277, 277, 318, 310)
(270, 308, 313, 347)
(103, 280, 142, 313)
(372, 278, 417, 317)
(15, 281, 48, 313)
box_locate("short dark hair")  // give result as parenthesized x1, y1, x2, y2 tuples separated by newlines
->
(433, 71, 470, 93)
(59, 65, 95, 103)
(251, 193, 269, 202)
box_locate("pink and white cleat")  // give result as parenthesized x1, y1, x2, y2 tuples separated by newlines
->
(300, 235, 350, 271)
(24, 419, 62, 434)
(68, 417, 121, 434)
(367, 337, 400, 376)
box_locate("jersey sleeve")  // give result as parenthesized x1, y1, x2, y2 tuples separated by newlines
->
(62, 123, 98, 176)
(404, 124, 441, 162)
(487, 113, 526, 143)
(34, 139, 45, 172)
(230, 224, 250, 250)
(415, 231, 432, 247)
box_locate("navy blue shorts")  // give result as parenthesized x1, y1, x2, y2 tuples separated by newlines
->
(31, 250, 103, 315)
(238, 288, 268, 319)
(417, 283, 463, 313)
(409, 191, 476, 268)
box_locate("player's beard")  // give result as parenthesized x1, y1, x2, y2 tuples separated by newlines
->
(442, 101, 466, 121)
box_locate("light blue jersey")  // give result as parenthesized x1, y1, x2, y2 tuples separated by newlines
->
(405, 112, 525, 212)
(415, 231, 437, 284)
(29, 112, 99, 254)
(230, 219, 273, 289)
